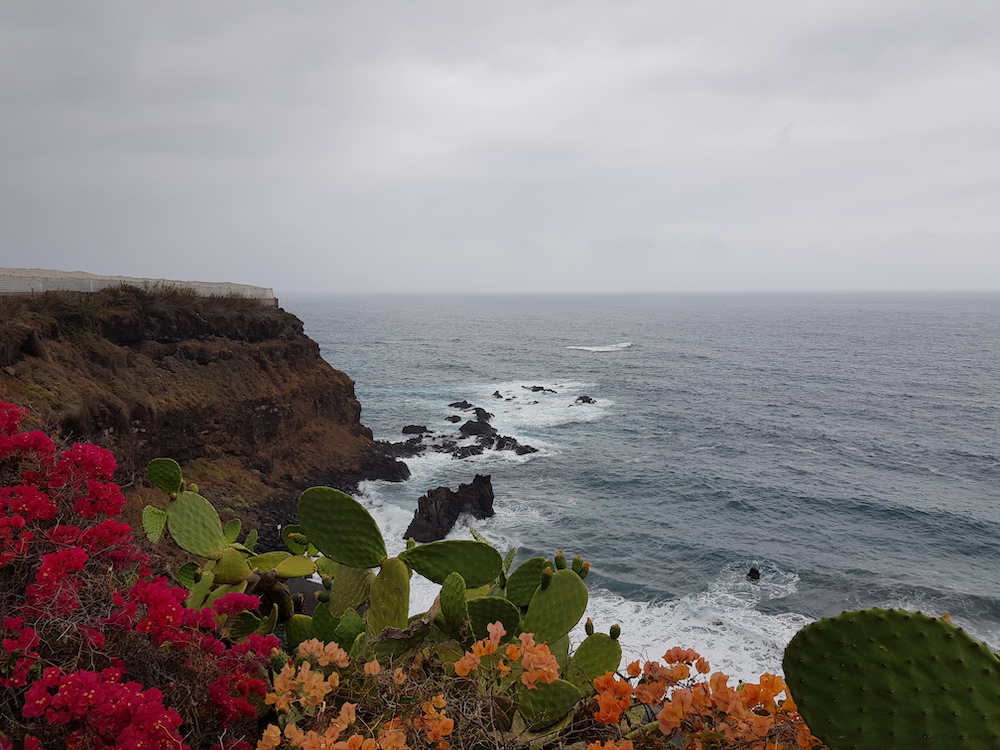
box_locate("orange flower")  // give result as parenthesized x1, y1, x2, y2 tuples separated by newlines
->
(588, 742, 634, 750)
(257, 724, 282, 750)
(377, 728, 408, 750)
(472, 639, 497, 657)
(364, 660, 381, 676)
(662, 647, 700, 664)
(694, 657, 710, 674)
(487, 620, 506, 644)
(497, 659, 511, 677)
(453, 651, 480, 676)
(393, 667, 407, 685)
(505, 643, 522, 661)
(626, 660, 641, 678)
(299, 638, 352, 668)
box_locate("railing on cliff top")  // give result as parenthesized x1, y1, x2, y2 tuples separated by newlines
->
(0, 268, 278, 306)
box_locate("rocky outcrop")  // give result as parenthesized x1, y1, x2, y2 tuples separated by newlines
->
(0, 287, 407, 512)
(403, 474, 495, 542)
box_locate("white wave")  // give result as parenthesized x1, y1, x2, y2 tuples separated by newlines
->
(566, 342, 633, 352)
(464, 380, 612, 434)
(573, 564, 811, 683)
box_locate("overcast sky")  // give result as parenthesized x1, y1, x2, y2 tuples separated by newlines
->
(2, 1, 998, 294)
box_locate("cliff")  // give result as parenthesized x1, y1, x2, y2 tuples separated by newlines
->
(0, 286, 407, 525)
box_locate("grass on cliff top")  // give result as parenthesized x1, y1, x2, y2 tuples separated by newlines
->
(0, 283, 277, 332)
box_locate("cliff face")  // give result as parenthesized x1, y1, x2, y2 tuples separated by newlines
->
(0, 287, 406, 510)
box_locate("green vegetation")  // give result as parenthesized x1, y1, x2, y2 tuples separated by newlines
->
(7, 399, 1000, 749)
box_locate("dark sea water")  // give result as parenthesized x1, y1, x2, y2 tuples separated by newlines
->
(282, 292, 1000, 681)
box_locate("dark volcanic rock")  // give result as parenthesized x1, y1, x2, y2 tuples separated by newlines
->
(493, 391, 503, 399)
(445, 415, 461, 423)
(448, 400, 475, 410)
(459, 420, 498, 438)
(403, 474, 495, 542)
(574, 395, 596, 404)
(452, 445, 485, 460)
(515, 444, 539, 455)
(523, 385, 557, 394)
(402, 425, 430, 434)
(472, 407, 493, 422)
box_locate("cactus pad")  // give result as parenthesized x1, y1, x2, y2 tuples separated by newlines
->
(275, 555, 317, 579)
(315, 556, 340, 579)
(286, 614, 315, 653)
(142, 505, 168, 544)
(566, 633, 622, 693)
(212, 548, 253, 584)
(166, 491, 227, 560)
(468, 597, 521, 642)
(177, 561, 200, 590)
(784, 608, 1000, 749)
(249, 551, 292, 571)
(522, 569, 589, 646)
(516, 679, 583, 731)
(243, 528, 259, 553)
(147, 457, 184, 494)
(281, 524, 309, 555)
(367, 557, 410, 636)
(297, 487, 387, 567)
(506, 557, 551, 608)
(185, 570, 215, 609)
(223, 518, 242, 545)
(312, 600, 340, 643)
(399, 540, 502, 587)
(440, 571, 470, 640)
(327, 565, 375, 618)
(333, 608, 365, 650)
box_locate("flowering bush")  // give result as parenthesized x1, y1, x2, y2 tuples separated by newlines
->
(0, 399, 277, 749)
(259, 638, 451, 750)
(593, 648, 824, 750)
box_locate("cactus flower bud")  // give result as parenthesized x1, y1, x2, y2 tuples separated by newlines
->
(187, 484, 199, 494)
(555, 550, 567, 569)
(579, 561, 591, 580)
(572, 555, 584, 575)
(585, 617, 594, 636)
(610, 624, 621, 640)
(541, 566, 554, 590)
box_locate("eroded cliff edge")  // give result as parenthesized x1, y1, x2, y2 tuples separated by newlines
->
(0, 287, 407, 524)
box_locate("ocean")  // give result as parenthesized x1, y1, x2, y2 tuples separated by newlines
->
(281, 292, 1000, 682)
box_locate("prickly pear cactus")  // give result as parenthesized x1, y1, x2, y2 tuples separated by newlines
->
(147, 457, 184, 494)
(142, 505, 168, 544)
(211, 547, 253, 584)
(783, 608, 1000, 749)
(399, 540, 502, 588)
(440, 571, 470, 640)
(286, 614, 315, 653)
(274, 555, 317, 579)
(165, 491, 227, 560)
(516, 679, 583, 731)
(522, 568, 589, 646)
(327, 566, 375, 618)
(506, 556, 551, 608)
(366, 557, 410, 635)
(565, 631, 622, 694)
(468, 596, 521, 642)
(297, 487, 387, 568)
